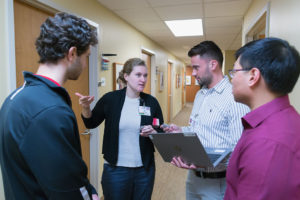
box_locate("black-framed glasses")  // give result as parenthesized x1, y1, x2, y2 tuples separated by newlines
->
(228, 69, 249, 78)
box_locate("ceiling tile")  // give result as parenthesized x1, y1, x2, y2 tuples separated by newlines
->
(130, 20, 168, 31)
(154, 4, 204, 20)
(205, 26, 241, 35)
(204, 0, 252, 17)
(203, 0, 237, 2)
(97, 0, 149, 10)
(206, 34, 237, 49)
(116, 8, 161, 22)
(205, 16, 243, 27)
(228, 31, 242, 50)
(144, 29, 173, 38)
(96, 0, 253, 63)
(147, 0, 202, 7)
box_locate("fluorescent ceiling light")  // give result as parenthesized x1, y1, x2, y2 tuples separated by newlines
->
(165, 19, 203, 37)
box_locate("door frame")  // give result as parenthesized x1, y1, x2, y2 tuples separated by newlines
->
(6, 0, 101, 190)
(167, 60, 174, 122)
(244, 2, 270, 44)
(141, 47, 156, 96)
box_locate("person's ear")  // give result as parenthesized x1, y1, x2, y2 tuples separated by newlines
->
(67, 47, 77, 62)
(248, 67, 260, 87)
(209, 60, 217, 70)
(124, 73, 129, 81)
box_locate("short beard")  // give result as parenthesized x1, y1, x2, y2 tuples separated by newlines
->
(198, 71, 212, 88)
(67, 58, 82, 80)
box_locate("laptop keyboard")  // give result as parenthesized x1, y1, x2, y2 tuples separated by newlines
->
(207, 153, 222, 163)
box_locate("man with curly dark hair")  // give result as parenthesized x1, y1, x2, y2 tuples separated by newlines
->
(0, 12, 98, 200)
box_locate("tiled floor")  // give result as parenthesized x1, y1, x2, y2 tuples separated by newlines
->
(151, 103, 193, 200)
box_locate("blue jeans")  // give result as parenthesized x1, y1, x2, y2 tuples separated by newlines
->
(101, 163, 155, 200)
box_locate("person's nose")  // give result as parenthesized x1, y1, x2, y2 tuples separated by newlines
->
(141, 76, 147, 82)
(192, 69, 197, 77)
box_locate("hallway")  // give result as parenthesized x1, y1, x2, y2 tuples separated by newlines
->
(152, 103, 193, 200)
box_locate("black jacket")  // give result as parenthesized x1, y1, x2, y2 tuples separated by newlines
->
(82, 88, 164, 169)
(0, 72, 95, 200)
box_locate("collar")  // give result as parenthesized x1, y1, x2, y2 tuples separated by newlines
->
(24, 71, 61, 88)
(120, 86, 147, 100)
(242, 95, 291, 128)
(23, 71, 71, 106)
(34, 74, 61, 86)
(200, 75, 230, 95)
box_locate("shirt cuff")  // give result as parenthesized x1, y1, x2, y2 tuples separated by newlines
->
(181, 126, 191, 132)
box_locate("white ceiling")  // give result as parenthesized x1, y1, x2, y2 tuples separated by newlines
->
(96, 0, 253, 64)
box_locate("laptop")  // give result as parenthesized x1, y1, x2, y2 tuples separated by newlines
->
(149, 132, 231, 168)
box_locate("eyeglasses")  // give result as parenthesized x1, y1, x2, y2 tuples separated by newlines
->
(228, 69, 249, 78)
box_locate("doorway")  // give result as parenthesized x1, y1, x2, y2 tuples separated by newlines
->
(167, 62, 172, 122)
(185, 66, 200, 102)
(245, 2, 270, 43)
(13, 0, 94, 179)
(141, 50, 152, 94)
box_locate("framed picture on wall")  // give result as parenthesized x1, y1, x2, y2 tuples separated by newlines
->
(186, 75, 191, 85)
(159, 71, 164, 91)
(178, 74, 180, 88)
(113, 62, 124, 90)
(184, 72, 186, 88)
(176, 74, 181, 88)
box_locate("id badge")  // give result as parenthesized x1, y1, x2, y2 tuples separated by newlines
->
(138, 106, 145, 115)
(144, 107, 151, 116)
(139, 106, 151, 116)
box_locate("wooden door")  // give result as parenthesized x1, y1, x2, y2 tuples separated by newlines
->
(167, 62, 172, 122)
(14, 0, 91, 178)
(185, 66, 200, 102)
(141, 51, 151, 94)
(64, 64, 90, 178)
(14, 0, 50, 87)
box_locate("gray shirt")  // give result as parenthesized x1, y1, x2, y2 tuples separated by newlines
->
(117, 96, 143, 167)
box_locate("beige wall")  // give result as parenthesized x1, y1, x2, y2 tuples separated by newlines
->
(243, 0, 300, 112)
(0, 0, 185, 197)
(0, 0, 8, 199)
(49, 0, 184, 119)
(172, 61, 185, 117)
(0, 0, 10, 105)
(224, 50, 236, 77)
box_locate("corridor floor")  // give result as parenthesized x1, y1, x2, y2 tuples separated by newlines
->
(151, 103, 193, 200)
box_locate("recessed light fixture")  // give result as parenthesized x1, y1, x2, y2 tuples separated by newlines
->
(165, 19, 203, 37)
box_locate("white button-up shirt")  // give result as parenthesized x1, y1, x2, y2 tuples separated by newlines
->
(182, 76, 250, 171)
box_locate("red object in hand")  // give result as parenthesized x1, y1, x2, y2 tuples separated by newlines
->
(152, 118, 159, 128)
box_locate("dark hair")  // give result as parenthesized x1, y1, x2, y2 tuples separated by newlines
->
(35, 12, 98, 64)
(235, 37, 300, 95)
(188, 41, 223, 67)
(120, 58, 146, 83)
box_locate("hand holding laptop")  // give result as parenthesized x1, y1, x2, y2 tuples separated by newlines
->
(160, 123, 182, 133)
(149, 132, 231, 168)
(171, 156, 198, 169)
